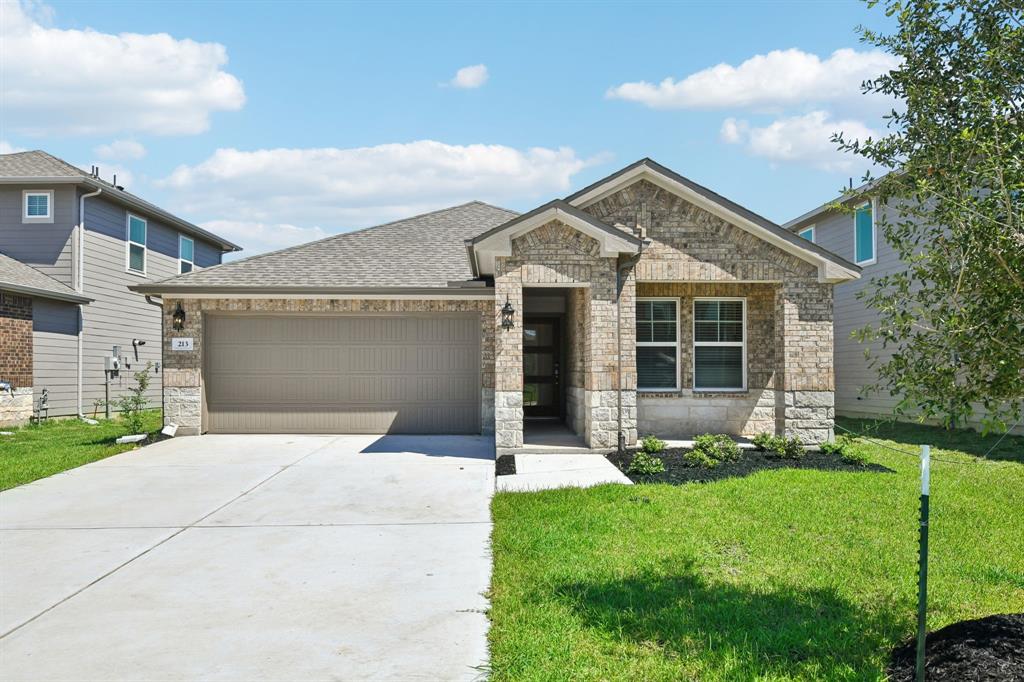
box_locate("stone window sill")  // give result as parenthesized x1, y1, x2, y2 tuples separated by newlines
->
(638, 390, 751, 399)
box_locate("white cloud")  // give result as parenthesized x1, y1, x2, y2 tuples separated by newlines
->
(161, 140, 596, 254)
(201, 220, 331, 260)
(0, 0, 245, 136)
(94, 139, 146, 160)
(447, 64, 489, 89)
(606, 48, 898, 111)
(720, 111, 877, 171)
(0, 140, 26, 154)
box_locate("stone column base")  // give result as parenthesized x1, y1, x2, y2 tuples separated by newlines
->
(584, 390, 636, 449)
(781, 390, 835, 444)
(0, 387, 33, 427)
(494, 390, 523, 450)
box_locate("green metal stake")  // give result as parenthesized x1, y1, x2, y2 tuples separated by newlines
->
(916, 444, 930, 682)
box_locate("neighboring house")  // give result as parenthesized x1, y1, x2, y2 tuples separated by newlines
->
(785, 183, 1023, 435)
(133, 158, 859, 451)
(0, 151, 240, 425)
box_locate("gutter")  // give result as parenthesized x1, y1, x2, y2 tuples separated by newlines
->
(77, 187, 103, 422)
(144, 295, 165, 422)
(0, 283, 91, 305)
(127, 284, 498, 298)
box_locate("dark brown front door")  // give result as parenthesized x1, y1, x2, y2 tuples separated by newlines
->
(523, 317, 561, 418)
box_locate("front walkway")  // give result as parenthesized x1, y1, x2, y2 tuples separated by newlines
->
(496, 454, 632, 492)
(0, 434, 494, 681)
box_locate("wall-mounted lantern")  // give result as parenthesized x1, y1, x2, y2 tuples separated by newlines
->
(171, 302, 186, 331)
(500, 296, 516, 331)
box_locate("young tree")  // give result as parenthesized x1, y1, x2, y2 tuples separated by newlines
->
(836, 0, 1024, 433)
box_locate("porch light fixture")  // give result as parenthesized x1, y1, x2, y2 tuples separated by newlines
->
(171, 302, 186, 331)
(500, 296, 515, 330)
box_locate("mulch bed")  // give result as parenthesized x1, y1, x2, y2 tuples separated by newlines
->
(887, 613, 1024, 681)
(607, 447, 892, 485)
(495, 454, 517, 476)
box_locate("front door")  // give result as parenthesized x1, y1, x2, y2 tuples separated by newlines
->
(523, 317, 561, 418)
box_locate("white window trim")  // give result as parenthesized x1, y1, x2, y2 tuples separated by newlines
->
(636, 296, 680, 392)
(692, 297, 747, 392)
(179, 234, 195, 274)
(854, 200, 877, 266)
(23, 190, 54, 223)
(125, 213, 147, 276)
(798, 225, 815, 243)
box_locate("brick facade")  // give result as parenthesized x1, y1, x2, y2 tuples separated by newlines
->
(0, 291, 34, 426)
(157, 179, 837, 446)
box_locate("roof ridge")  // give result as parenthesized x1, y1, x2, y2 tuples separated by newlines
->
(152, 200, 520, 285)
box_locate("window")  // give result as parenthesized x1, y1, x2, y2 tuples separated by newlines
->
(179, 235, 195, 274)
(693, 298, 746, 391)
(798, 225, 815, 243)
(126, 214, 147, 274)
(636, 298, 679, 390)
(854, 202, 875, 265)
(23, 190, 53, 222)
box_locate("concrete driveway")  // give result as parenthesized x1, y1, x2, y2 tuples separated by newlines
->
(0, 434, 494, 681)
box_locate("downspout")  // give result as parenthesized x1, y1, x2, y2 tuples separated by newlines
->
(144, 295, 164, 420)
(616, 246, 644, 453)
(77, 187, 102, 420)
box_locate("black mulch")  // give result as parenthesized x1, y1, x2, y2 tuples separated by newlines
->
(495, 454, 516, 476)
(888, 613, 1024, 682)
(606, 447, 892, 484)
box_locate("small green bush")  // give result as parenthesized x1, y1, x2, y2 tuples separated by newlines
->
(640, 435, 667, 455)
(842, 448, 870, 466)
(754, 433, 805, 459)
(752, 432, 776, 451)
(628, 450, 666, 475)
(819, 440, 845, 455)
(684, 434, 742, 468)
(117, 364, 152, 435)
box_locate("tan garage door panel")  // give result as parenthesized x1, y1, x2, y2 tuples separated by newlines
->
(204, 314, 481, 434)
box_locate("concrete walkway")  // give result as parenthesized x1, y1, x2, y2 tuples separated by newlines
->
(0, 434, 494, 681)
(496, 454, 632, 492)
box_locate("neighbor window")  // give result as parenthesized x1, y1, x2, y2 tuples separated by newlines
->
(23, 190, 53, 222)
(179, 235, 194, 274)
(798, 225, 815, 243)
(854, 202, 875, 265)
(127, 214, 147, 273)
(693, 298, 745, 391)
(636, 298, 679, 390)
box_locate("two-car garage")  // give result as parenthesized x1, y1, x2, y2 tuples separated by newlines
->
(202, 314, 481, 434)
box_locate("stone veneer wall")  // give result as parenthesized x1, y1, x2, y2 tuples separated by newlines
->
(161, 298, 495, 436)
(494, 220, 635, 451)
(582, 179, 836, 444)
(0, 292, 35, 426)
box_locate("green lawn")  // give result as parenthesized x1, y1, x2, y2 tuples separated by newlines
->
(0, 410, 163, 491)
(489, 418, 1024, 680)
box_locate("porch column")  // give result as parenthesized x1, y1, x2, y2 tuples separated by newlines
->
(774, 281, 835, 444)
(493, 272, 523, 450)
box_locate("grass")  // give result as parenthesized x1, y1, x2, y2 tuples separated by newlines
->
(489, 417, 1024, 680)
(0, 410, 163, 491)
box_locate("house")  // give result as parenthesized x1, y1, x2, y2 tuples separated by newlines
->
(0, 151, 241, 426)
(784, 182, 1023, 435)
(131, 159, 859, 451)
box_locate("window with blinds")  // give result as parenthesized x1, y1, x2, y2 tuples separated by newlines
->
(636, 298, 678, 390)
(127, 214, 147, 274)
(693, 298, 745, 390)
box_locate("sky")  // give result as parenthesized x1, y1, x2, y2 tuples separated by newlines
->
(0, 0, 899, 258)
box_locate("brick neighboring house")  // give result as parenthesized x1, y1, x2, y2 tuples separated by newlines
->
(0, 151, 240, 425)
(0, 254, 92, 426)
(132, 159, 860, 451)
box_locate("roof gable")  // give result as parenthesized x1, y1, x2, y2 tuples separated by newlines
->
(465, 200, 641, 277)
(566, 158, 860, 283)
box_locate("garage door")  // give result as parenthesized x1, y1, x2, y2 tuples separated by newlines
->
(203, 314, 481, 434)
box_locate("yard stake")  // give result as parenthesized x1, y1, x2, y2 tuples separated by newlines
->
(916, 444, 930, 682)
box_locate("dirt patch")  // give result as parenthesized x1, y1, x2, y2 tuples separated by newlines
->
(607, 447, 892, 485)
(888, 613, 1024, 681)
(496, 454, 516, 476)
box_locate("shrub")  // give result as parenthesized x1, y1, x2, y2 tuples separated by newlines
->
(819, 440, 845, 455)
(640, 435, 667, 455)
(117, 363, 151, 435)
(842, 448, 870, 466)
(755, 434, 806, 459)
(684, 434, 742, 468)
(628, 451, 666, 475)
(752, 432, 775, 451)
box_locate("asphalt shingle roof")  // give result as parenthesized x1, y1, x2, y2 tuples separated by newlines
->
(140, 201, 519, 291)
(0, 253, 91, 303)
(0, 150, 241, 252)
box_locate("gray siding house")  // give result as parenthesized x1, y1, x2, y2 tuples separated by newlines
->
(0, 151, 239, 424)
(785, 186, 1023, 435)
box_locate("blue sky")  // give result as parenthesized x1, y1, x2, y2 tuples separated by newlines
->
(1, 0, 897, 256)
